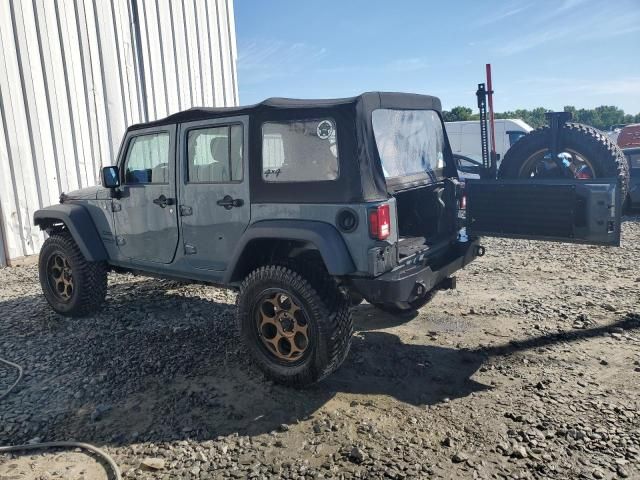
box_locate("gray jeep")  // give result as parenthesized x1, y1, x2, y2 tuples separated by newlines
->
(34, 92, 625, 386)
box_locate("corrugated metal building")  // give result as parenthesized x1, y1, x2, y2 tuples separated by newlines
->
(0, 0, 238, 266)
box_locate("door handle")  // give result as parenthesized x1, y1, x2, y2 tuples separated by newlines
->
(152, 195, 175, 208)
(216, 195, 244, 210)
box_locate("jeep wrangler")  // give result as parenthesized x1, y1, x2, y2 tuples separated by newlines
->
(34, 92, 626, 386)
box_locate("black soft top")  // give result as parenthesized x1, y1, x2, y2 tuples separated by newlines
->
(129, 92, 447, 203)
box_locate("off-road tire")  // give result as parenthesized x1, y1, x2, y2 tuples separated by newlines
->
(38, 232, 107, 317)
(374, 288, 437, 315)
(498, 123, 630, 198)
(236, 264, 352, 386)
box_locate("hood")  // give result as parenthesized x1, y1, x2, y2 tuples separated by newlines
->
(60, 186, 102, 202)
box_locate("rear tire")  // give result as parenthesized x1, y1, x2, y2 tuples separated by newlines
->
(38, 232, 107, 317)
(236, 264, 352, 387)
(498, 123, 629, 198)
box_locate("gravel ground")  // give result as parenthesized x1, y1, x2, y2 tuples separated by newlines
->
(1, 216, 639, 480)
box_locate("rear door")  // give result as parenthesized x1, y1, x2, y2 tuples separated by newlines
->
(178, 116, 250, 271)
(466, 179, 622, 246)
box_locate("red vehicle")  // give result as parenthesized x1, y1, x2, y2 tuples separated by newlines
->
(617, 123, 640, 149)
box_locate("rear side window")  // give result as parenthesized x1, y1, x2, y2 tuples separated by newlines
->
(261, 119, 339, 182)
(187, 125, 243, 183)
(124, 132, 170, 184)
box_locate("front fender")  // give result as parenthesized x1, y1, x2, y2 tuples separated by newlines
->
(225, 220, 356, 282)
(34, 204, 108, 262)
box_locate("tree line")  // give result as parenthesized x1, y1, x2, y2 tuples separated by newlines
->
(443, 105, 640, 131)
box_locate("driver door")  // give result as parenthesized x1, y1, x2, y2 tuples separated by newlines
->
(112, 125, 179, 263)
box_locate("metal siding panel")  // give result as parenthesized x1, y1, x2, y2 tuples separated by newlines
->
(0, 68, 26, 260)
(207, 0, 225, 107)
(0, 0, 237, 264)
(194, 0, 213, 106)
(166, 0, 188, 111)
(156, 1, 180, 114)
(224, 0, 239, 105)
(213, 0, 229, 106)
(182, 0, 203, 107)
(12, 1, 51, 209)
(142, 0, 169, 118)
(39, 1, 77, 193)
(219, 0, 236, 107)
(81, 0, 115, 166)
(175, 0, 195, 107)
(74, 0, 107, 176)
(112, 0, 140, 127)
(0, 0, 39, 256)
(26, 0, 67, 206)
(137, 0, 158, 120)
(59, 0, 93, 189)
(93, 0, 128, 154)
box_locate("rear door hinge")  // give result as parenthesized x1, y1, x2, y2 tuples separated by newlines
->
(184, 243, 197, 255)
(111, 202, 122, 212)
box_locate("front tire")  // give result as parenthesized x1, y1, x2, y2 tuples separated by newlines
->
(236, 264, 352, 386)
(38, 232, 107, 317)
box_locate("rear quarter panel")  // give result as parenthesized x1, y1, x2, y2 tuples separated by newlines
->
(250, 199, 398, 275)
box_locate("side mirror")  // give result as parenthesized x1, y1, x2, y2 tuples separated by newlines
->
(102, 166, 120, 189)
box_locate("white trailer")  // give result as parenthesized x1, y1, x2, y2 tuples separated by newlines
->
(446, 119, 533, 163)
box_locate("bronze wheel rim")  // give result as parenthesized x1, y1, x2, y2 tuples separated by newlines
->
(47, 253, 74, 302)
(255, 290, 310, 363)
(517, 148, 596, 180)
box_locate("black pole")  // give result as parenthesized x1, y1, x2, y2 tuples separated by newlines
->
(476, 83, 490, 178)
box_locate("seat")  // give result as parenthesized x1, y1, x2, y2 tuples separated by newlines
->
(209, 137, 229, 182)
(151, 163, 168, 183)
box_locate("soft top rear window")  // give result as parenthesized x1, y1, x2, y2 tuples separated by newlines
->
(372, 109, 445, 181)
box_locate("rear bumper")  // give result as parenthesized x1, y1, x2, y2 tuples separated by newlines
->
(350, 238, 482, 304)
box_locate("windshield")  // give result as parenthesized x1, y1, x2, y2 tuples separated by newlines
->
(372, 109, 446, 181)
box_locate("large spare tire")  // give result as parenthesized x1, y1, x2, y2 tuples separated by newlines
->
(498, 123, 630, 198)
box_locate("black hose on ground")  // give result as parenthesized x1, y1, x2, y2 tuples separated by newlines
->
(0, 357, 122, 480)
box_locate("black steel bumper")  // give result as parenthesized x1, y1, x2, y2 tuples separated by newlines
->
(350, 238, 482, 304)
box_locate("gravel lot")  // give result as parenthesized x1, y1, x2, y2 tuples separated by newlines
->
(1, 217, 639, 480)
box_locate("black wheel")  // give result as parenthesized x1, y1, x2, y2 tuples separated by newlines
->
(374, 288, 437, 315)
(38, 232, 107, 317)
(236, 264, 352, 386)
(498, 123, 629, 198)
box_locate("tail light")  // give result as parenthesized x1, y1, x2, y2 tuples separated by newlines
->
(460, 193, 467, 210)
(369, 204, 391, 240)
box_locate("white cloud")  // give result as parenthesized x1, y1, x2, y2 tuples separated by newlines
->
(387, 57, 429, 72)
(476, 4, 530, 26)
(492, 0, 640, 56)
(237, 39, 328, 84)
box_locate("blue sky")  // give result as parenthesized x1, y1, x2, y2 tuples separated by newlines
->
(234, 0, 640, 114)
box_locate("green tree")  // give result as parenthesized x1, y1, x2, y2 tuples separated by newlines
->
(443, 106, 473, 122)
(445, 105, 639, 130)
